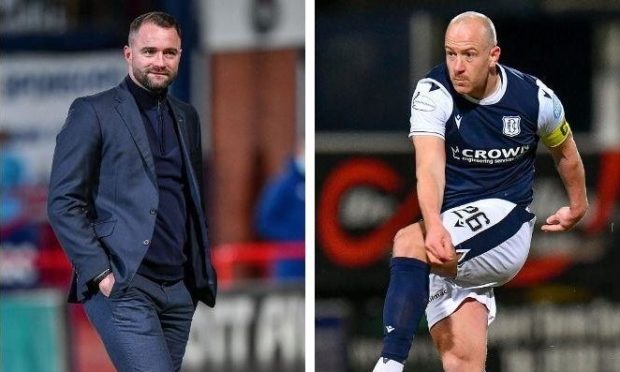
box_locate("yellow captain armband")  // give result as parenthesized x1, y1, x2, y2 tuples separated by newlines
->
(542, 119, 571, 147)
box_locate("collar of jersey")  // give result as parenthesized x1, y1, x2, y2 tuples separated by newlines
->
(462, 64, 507, 106)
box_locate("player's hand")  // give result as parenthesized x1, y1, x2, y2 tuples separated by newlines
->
(424, 223, 455, 264)
(541, 206, 585, 232)
(98, 272, 115, 297)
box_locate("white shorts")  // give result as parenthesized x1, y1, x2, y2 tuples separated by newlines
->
(425, 198, 536, 329)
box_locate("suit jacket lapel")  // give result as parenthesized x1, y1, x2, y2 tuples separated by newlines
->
(169, 100, 202, 208)
(169, 98, 216, 302)
(114, 84, 157, 179)
(169, 102, 192, 157)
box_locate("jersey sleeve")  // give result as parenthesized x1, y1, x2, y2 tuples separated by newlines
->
(409, 78, 453, 139)
(536, 79, 571, 147)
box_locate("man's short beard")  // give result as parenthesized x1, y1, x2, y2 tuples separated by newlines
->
(133, 67, 176, 93)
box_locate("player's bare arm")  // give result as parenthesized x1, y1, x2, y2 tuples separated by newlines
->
(542, 133, 588, 232)
(412, 135, 454, 263)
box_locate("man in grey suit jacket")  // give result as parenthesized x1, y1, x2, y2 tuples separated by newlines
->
(48, 11, 216, 371)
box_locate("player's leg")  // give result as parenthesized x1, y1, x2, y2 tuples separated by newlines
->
(430, 298, 489, 372)
(373, 222, 432, 372)
(424, 200, 535, 371)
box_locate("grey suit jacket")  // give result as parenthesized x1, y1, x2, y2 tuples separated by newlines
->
(48, 79, 217, 306)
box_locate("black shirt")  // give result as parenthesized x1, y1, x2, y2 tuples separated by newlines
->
(125, 76, 188, 282)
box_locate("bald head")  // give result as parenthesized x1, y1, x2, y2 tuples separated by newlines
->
(447, 11, 497, 50)
(443, 11, 501, 99)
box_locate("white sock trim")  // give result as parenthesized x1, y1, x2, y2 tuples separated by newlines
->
(372, 358, 404, 372)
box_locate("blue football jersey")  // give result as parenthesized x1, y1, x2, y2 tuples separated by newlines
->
(409, 63, 568, 211)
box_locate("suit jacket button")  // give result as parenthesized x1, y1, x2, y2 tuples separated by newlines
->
(150, 209, 157, 215)
(143, 240, 150, 245)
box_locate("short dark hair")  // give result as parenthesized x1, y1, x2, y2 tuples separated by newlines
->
(128, 11, 181, 45)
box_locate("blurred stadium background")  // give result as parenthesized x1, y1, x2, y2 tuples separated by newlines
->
(315, 1, 620, 371)
(1, 1, 304, 371)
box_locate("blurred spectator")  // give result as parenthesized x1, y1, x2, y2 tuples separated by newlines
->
(255, 150, 305, 241)
(254, 146, 305, 279)
(0, 131, 25, 222)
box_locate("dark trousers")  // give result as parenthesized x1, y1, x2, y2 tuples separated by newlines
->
(83, 274, 195, 372)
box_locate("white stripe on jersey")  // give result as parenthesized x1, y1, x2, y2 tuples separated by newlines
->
(408, 78, 452, 139)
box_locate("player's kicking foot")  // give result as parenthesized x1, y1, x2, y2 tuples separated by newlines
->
(372, 357, 404, 372)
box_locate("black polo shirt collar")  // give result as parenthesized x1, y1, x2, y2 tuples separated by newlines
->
(125, 75, 168, 110)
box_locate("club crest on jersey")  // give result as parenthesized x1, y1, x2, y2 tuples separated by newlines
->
(502, 116, 521, 137)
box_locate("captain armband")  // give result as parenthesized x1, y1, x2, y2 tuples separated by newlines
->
(541, 119, 571, 148)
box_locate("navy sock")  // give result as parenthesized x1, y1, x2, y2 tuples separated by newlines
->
(381, 257, 430, 363)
